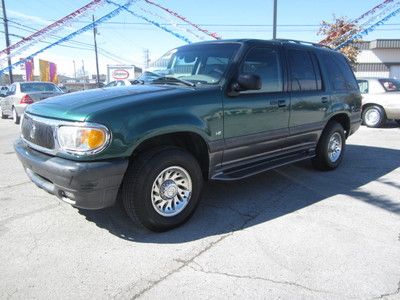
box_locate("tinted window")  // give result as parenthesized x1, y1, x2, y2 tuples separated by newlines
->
(357, 80, 369, 94)
(20, 83, 61, 93)
(320, 52, 358, 91)
(379, 79, 400, 92)
(240, 47, 283, 93)
(288, 49, 321, 92)
(335, 54, 358, 91)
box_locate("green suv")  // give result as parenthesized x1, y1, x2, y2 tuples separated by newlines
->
(15, 39, 362, 231)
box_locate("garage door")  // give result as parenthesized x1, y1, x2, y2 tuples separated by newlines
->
(390, 65, 400, 79)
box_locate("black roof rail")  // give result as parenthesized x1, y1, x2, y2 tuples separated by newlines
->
(273, 39, 332, 49)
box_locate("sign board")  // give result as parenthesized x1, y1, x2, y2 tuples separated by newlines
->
(107, 65, 136, 83)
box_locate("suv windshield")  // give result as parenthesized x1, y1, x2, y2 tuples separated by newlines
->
(379, 79, 400, 92)
(21, 82, 62, 93)
(148, 43, 241, 86)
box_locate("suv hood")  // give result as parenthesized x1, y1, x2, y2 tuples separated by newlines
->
(26, 85, 189, 121)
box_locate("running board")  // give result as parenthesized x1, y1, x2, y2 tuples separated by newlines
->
(211, 151, 315, 181)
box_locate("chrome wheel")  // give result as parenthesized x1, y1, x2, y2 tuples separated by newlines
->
(364, 107, 381, 127)
(328, 132, 342, 163)
(151, 166, 192, 217)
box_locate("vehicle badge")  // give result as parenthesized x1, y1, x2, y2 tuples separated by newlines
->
(30, 124, 36, 140)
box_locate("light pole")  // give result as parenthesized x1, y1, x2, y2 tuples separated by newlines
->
(273, 0, 277, 39)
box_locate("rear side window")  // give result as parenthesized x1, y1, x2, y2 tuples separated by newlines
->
(240, 47, 283, 93)
(379, 79, 400, 92)
(319, 52, 358, 91)
(287, 49, 322, 92)
(20, 83, 61, 93)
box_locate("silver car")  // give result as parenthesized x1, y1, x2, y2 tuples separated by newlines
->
(357, 77, 400, 128)
(0, 81, 63, 124)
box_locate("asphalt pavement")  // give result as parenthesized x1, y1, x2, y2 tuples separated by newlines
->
(0, 116, 399, 299)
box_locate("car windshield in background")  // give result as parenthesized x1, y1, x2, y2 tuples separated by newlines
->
(379, 79, 400, 92)
(150, 43, 241, 86)
(20, 83, 62, 93)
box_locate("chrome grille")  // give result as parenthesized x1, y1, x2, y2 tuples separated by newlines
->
(21, 114, 55, 149)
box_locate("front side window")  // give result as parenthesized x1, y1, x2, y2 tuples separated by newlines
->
(379, 79, 400, 92)
(288, 49, 321, 92)
(240, 47, 283, 93)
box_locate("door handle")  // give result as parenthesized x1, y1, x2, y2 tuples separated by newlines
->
(321, 97, 329, 103)
(278, 100, 286, 107)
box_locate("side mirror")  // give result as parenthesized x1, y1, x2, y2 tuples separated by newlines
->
(235, 74, 262, 91)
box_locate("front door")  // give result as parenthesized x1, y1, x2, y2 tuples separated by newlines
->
(222, 46, 290, 165)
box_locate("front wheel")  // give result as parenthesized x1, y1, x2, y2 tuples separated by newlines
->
(120, 147, 203, 232)
(312, 121, 345, 171)
(12, 107, 20, 124)
(362, 105, 386, 128)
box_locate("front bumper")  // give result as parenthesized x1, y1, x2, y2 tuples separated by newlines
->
(14, 138, 129, 209)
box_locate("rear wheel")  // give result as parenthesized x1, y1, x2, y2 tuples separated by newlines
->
(120, 147, 203, 232)
(12, 107, 20, 124)
(312, 121, 345, 171)
(362, 105, 386, 128)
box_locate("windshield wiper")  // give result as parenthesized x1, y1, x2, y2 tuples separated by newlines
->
(151, 76, 195, 87)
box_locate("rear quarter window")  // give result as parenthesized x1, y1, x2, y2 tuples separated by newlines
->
(319, 52, 358, 92)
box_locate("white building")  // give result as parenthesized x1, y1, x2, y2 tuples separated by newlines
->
(354, 39, 400, 79)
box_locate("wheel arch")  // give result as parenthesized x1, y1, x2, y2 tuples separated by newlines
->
(327, 113, 351, 137)
(130, 131, 210, 179)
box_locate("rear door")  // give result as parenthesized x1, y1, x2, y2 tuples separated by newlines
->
(222, 46, 290, 164)
(285, 47, 329, 148)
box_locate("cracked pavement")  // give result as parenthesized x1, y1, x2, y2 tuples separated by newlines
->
(0, 119, 399, 299)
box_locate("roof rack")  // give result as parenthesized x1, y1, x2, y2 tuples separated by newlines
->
(273, 39, 332, 49)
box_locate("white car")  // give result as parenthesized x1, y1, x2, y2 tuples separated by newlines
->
(357, 78, 400, 127)
(0, 81, 63, 124)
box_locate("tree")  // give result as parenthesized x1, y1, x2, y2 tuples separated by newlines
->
(318, 16, 361, 66)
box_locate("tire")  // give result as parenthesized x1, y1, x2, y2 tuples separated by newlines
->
(362, 105, 386, 128)
(312, 121, 346, 171)
(396, 120, 400, 126)
(120, 147, 203, 232)
(12, 107, 20, 124)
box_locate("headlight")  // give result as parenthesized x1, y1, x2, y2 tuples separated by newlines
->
(57, 125, 110, 154)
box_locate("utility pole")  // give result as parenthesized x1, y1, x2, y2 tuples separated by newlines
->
(82, 60, 86, 89)
(1, 0, 13, 83)
(92, 15, 100, 87)
(73, 60, 76, 81)
(272, 0, 277, 39)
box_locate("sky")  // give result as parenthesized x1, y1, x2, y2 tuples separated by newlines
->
(1, 0, 400, 78)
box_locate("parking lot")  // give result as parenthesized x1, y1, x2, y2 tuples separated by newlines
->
(0, 117, 399, 299)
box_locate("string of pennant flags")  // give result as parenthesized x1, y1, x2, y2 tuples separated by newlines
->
(0, 0, 399, 76)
